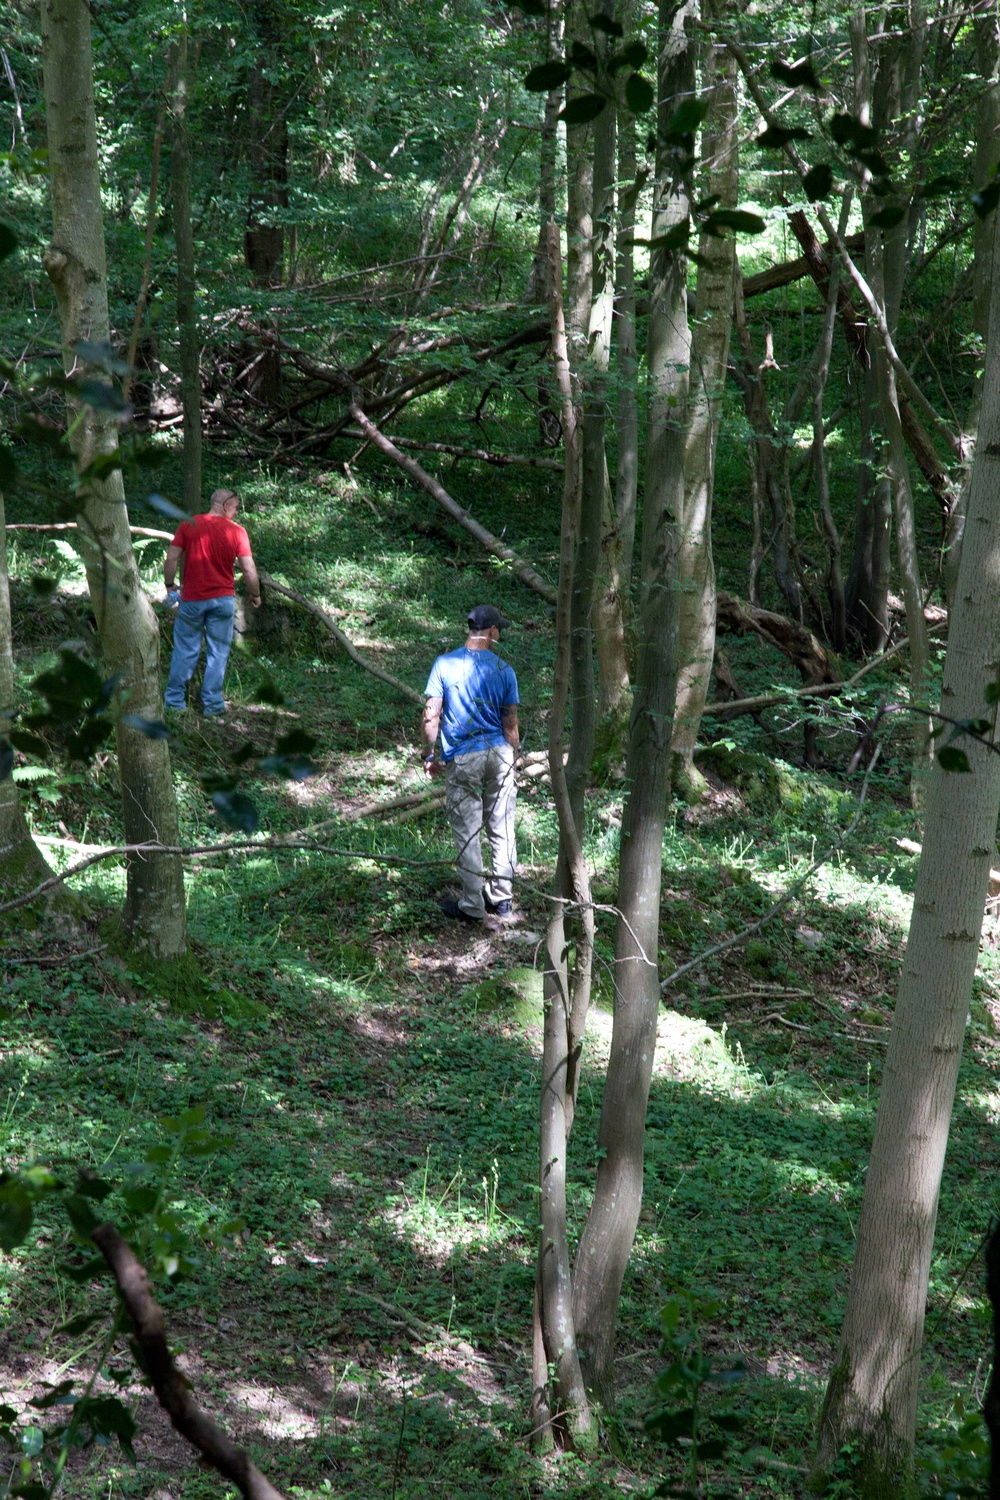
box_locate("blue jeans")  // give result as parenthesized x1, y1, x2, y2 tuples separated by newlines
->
(165, 596, 236, 715)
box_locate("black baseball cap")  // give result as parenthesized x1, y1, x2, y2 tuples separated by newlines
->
(468, 604, 512, 632)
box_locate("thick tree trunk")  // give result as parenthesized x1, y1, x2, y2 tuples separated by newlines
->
(41, 0, 186, 958)
(0, 493, 54, 898)
(571, 0, 694, 1405)
(814, 165, 1000, 1498)
(671, 14, 736, 796)
(169, 25, 202, 513)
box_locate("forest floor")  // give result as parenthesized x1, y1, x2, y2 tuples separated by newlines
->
(3, 447, 999, 1500)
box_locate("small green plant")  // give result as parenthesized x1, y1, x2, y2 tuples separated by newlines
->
(645, 1294, 747, 1499)
(0, 1106, 241, 1499)
(916, 1398, 990, 1499)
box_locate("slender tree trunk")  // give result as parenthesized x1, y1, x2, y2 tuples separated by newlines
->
(41, 0, 186, 958)
(524, 0, 565, 304)
(571, 0, 695, 1405)
(565, 1, 594, 360)
(0, 493, 54, 898)
(169, 24, 201, 512)
(532, 221, 595, 1452)
(943, 5, 1000, 603)
(853, 10, 930, 801)
(846, 361, 892, 652)
(815, 186, 1000, 1498)
(671, 14, 736, 797)
(613, 105, 639, 594)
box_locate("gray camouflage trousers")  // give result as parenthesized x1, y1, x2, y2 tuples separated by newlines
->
(445, 743, 517, 917)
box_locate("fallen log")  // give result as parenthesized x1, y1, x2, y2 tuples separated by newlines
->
(348, 401, 558, 604)
(341, 429, 562, 469)
(257, 572, 425, 706)
(741, 230, 866, 300)
(715, 590, 839, 687)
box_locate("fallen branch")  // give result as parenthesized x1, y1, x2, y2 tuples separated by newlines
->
(740, 231, 866, 299)
(92, 1223, 287, 1500)
(0, 838, 456, 919)
(715, 590, 839, 687)
(341, 429, 562, 469)
(257, 571, 425, 706)
(348, 402, 558, 604)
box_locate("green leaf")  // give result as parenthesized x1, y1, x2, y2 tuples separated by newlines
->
(29, 575, 58, 599)
(568, 40, 597, 68)
(19, 1427, 43, 1458)
(58, 1255, 107, 1283)
(984, 682, 1000, 706)
(869, 204, 907, 229)
(121, 715, 170, 740)
(9, 730, 49, 759)
(31, 649, 104, 721)
(0, 443, 15, 489)
(972, 180, 1000, 218)
(510, 0, 546, 14)
(756, 124, 811, 149)
(0, 221, 18, 260)
(648, 220, 690, 253)
(69, 378, 131, 416)
(0, 1181, 33, 1251)
(63, 1193, 100, 1238)
(770, 57, 823, 90)
(212, 791, 259, 832)
(124, 1186, 159, 1216)
(938, 745, 971, 773)
(21, 1166, 60, 1194)
(664, 97, 709, 141)
(523, 60, 571, 92)
(559, 93, 607, 125)
(258, 753, 318, 782)
(693, 1439, 727, 1459)
(66, 714, 113, 763)
(919, 173, 963, 198)
(144, 1145, 172, 1163)
(625, 73, 654, 114)
(231, 740, 259, 766)
(803, 163, 834, 200)
(253, 677, 286, 706)
(590, 12, 623, 36)
(645, 1406, 696, 1441)
(56, 1312, 107, 1337)
(179, 1105, 207, 1128)
(79, 1394, 137, 1458)
(703, 208, 767, 235)
(201, 771, 240, 794)
(829, 112, 877, 152)
(619, 39, 647, 68)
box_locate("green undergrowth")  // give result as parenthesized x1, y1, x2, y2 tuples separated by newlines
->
(3, 451, 995, 1500)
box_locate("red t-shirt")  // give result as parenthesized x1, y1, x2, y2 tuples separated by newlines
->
(172, 514, 252, 601)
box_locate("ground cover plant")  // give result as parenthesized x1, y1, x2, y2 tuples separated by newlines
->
(3, 449, 999, 1499)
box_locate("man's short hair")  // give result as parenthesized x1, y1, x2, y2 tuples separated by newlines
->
(210, 487, 239, 508)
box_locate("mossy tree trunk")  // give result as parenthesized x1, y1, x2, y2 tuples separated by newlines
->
(41, 0, 186, 958)
(814, 155, 1000, 1497)
(0, 492, 53, 899)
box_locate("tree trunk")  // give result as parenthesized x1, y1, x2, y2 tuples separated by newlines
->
(524, 0, 565, 305)
(845, 360, 892, 653)
(571, 0, 695, 1405)
(852, 10, 930, 802)
(169, 24, 202, 512)
(0, 492, 54, 899)
(41, 0, 186, 959)
(814, 148, 1000, 1499)
(613, 104, 639, 593)
(671, 12, 736, 797)
(943, 6, 1000, 604)
(532, 220, 595, 1452)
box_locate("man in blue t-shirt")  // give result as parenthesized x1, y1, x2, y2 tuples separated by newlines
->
(422, 605, 520, 922)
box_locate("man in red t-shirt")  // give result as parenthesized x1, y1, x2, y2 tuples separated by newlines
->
(163, 488, 261, 717)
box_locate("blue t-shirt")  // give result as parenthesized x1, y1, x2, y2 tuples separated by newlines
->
(425, 648, 519, 761)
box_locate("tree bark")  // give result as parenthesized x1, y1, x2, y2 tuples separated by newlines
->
(0, 493, 54, 898)
(169, 24, 202, 512)
(571, 0, 694, 1405)
(613, 103, 639, 593)
(815, 155, 1000, 1497)
(524, 0, 565, 305)
(41, 0, 186, 958)
(671, 11, 736, 796)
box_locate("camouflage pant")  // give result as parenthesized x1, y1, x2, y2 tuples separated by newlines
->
(445, 744, 517, 917)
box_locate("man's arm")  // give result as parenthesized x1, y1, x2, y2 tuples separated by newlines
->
(422, 696, 443, 777)
(163, 544, 184, 591)
(237, 554, 262, 609)
(501, 704, 520, 755)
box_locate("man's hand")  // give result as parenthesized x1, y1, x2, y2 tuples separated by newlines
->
(250, 594, 262, 609)
(424, 756, 444, 779)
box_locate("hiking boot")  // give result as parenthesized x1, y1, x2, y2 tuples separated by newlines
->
(439, 895, 483, 925)
(484, 895, 512, 916)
